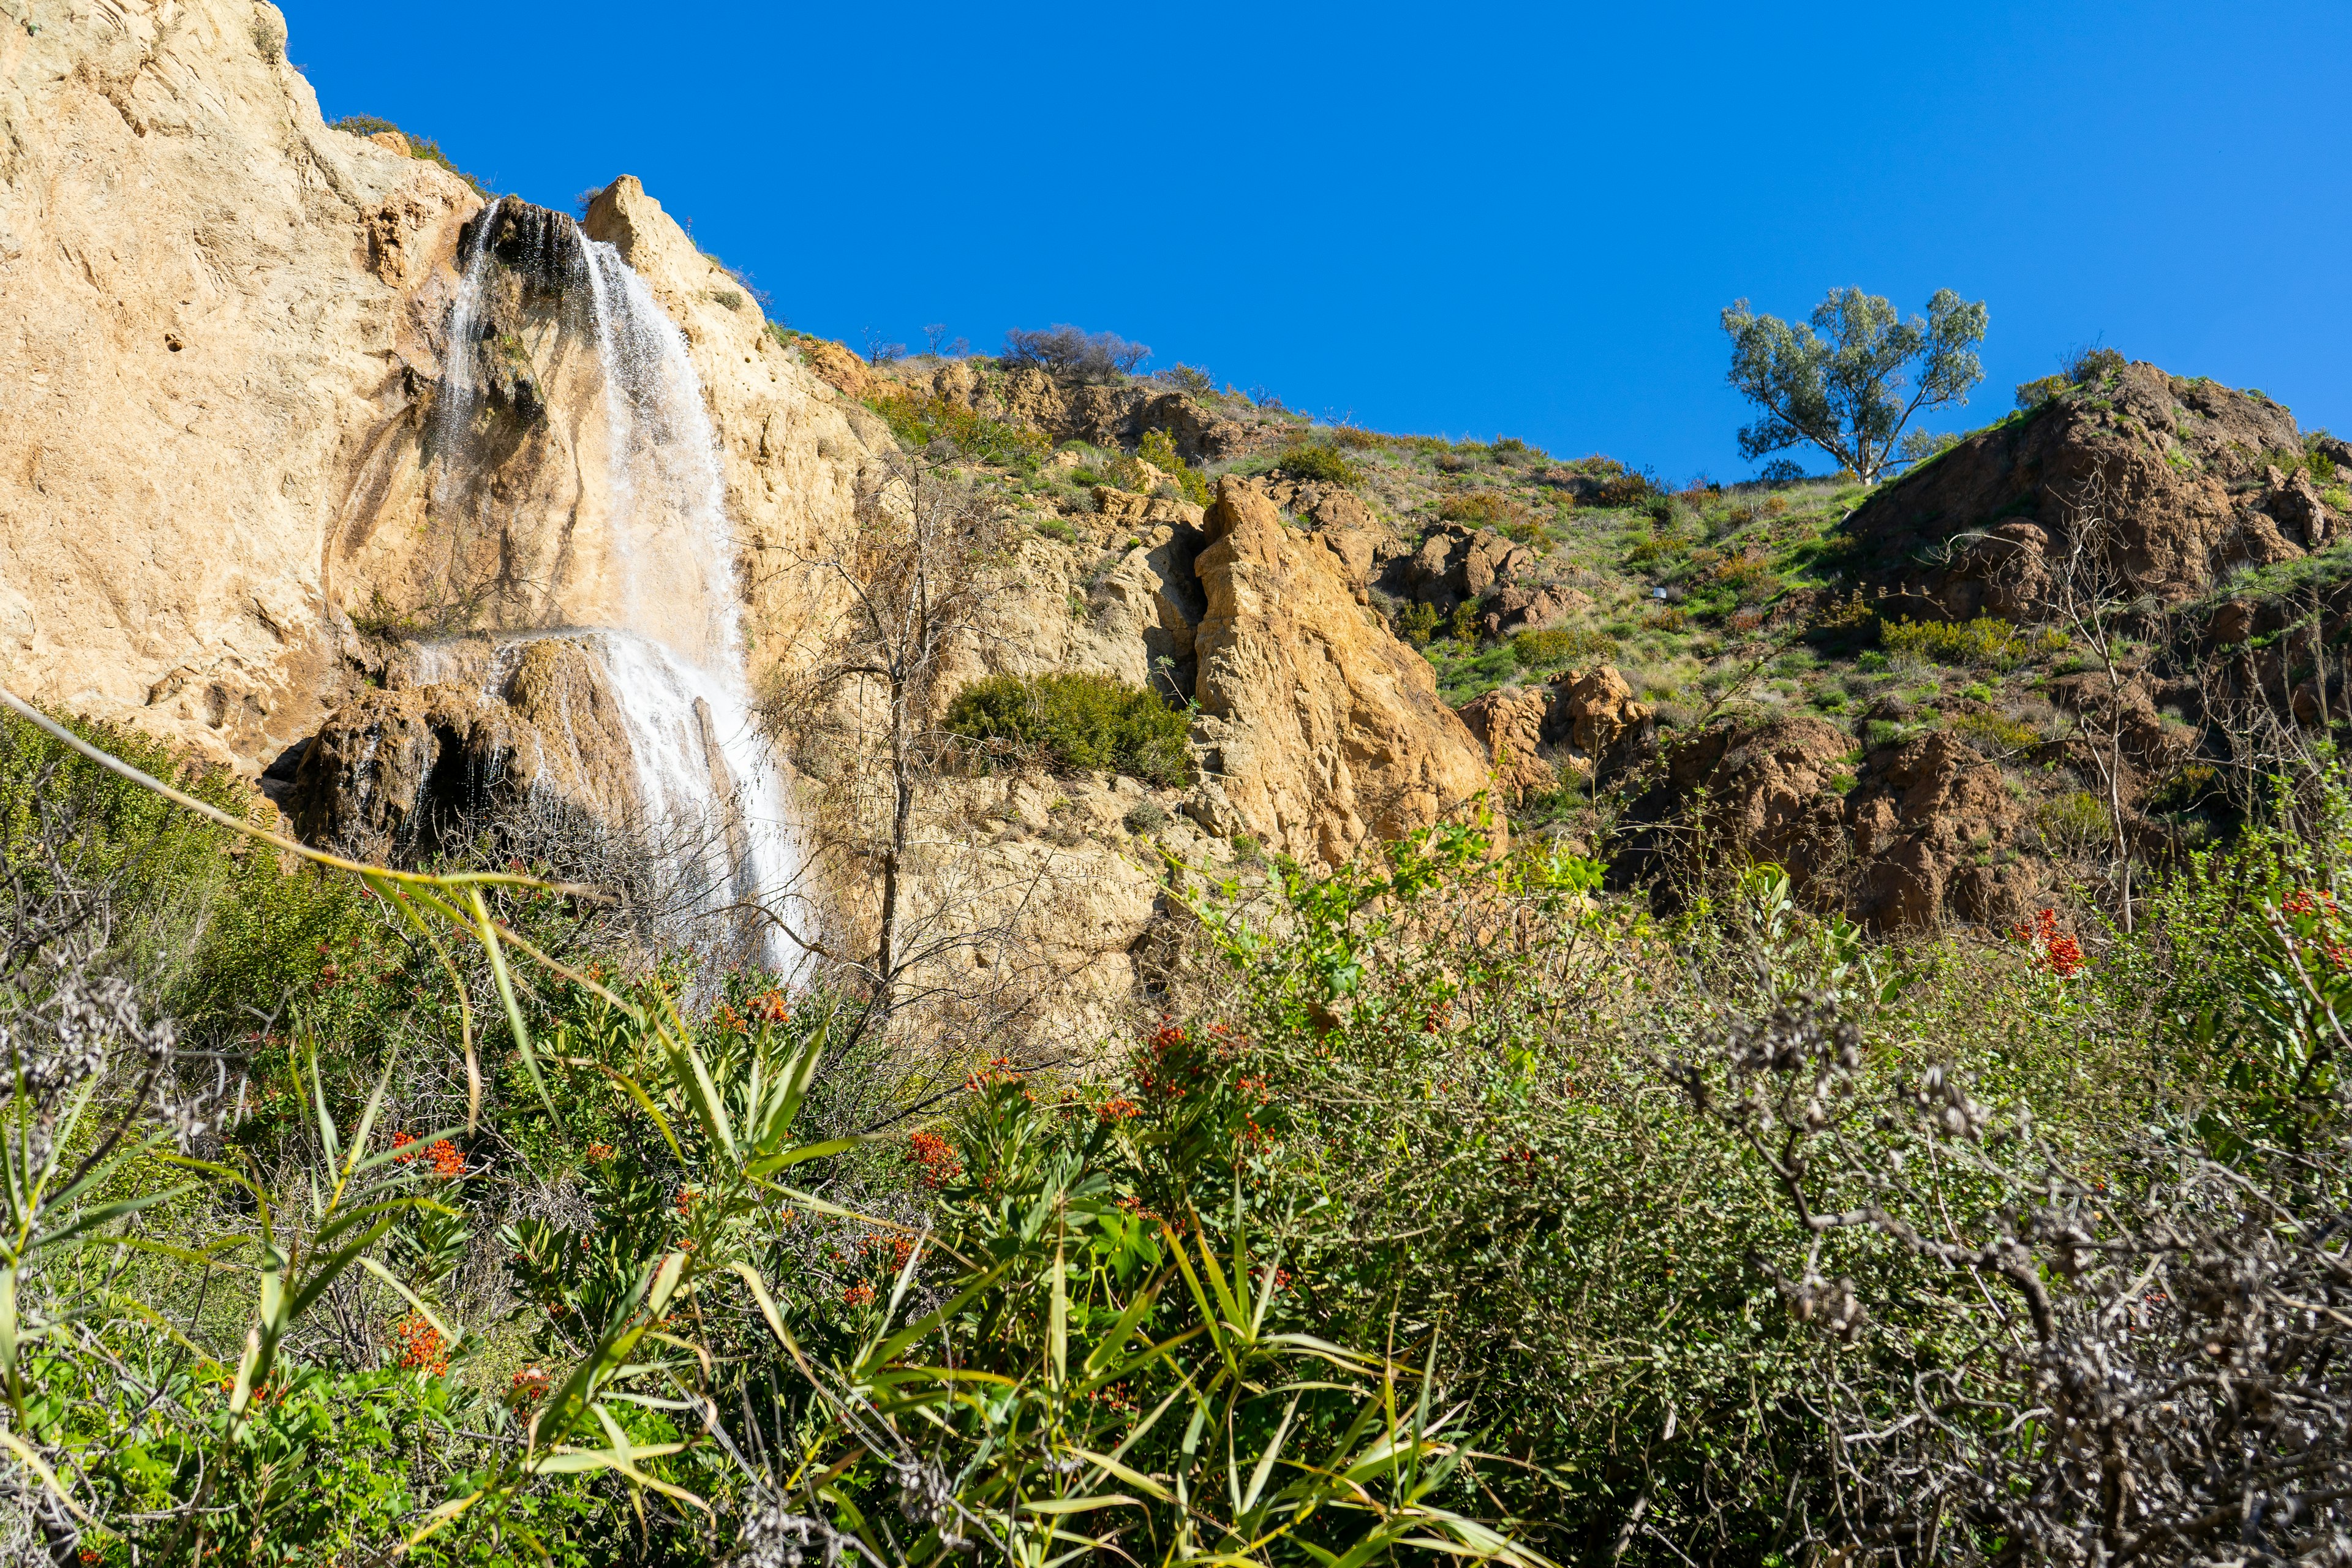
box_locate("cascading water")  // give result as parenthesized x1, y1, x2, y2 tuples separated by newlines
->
(428, 198, 805, 973)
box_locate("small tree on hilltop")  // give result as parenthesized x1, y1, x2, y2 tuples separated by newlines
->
(1722, 287, 1988, 483)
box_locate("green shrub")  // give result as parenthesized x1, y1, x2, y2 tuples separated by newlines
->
(1136, 428, 1211, 505)
(1951, 709, 2042, 754)
(1512, 627, 1618, 670)
(1593, 472, 1653, 507)
(867, 389, 1051, 470)
(1447, 601, 1480, 643)
(1438, 491, 1522, 526)
(1276, 442, 1362, 487)
(944, 672, 1194, 785)
(1882, 614, 2037, 669)
(2036, 789, 2112, 850)
(1033, 515, 1079, 544)
(1399, 601, 1441, 645)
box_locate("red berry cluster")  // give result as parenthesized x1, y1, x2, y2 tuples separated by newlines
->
(907, 1130, 962, 1189)
(392, 1313, 448, 1374)
(2011, 908, 2086, 978)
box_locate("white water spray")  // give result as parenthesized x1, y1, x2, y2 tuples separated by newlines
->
(434, 205, 805, 973)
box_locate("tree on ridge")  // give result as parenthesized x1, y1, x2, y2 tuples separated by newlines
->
(1722, 287, 1988, 483)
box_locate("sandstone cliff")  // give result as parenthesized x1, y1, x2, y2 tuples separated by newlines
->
(1186, 478, 1494, 861)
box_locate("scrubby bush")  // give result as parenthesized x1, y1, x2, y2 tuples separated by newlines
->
(1439, 491, 1521, 526)
(1136, 427, 1211, 505)
(2036, 788, 2112, 850)
(867, 389, 1049, 471)
(1512, 626, 1618, 671)
(1001, 323, 1149, 381)
(944, 671, 1193, 785)
(1592, 470, 1654, 507)
(1275, 441, 1363, 487)
(1951, 709, 2043, 754)
(1881, 614, 2038, 669)
(1398, 600, 1441, 644)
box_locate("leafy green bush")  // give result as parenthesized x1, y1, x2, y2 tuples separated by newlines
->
(1276, 442, 1362, 487)
(1137, 427, 1212, 505)
(867, 389, 1050, 471)
(944, 672, 1194, 785)
(2037, 788, 2112, 849)
(1951, 709, 2042, 754)
(1511, 626, 1618, 670)
(1398, 601, 1441, 644)
(1881, 614, 2038, 669)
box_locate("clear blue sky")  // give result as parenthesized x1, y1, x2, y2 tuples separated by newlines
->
(280, 1, 2349, 481)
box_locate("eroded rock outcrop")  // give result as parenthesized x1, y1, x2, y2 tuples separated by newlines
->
(0, 0, 481, 766)
(1457, 687, 1554, 802)
(1842, 362, 2339, 616)
(1186, 478, 1494, 861)
(1621, 713, 2055, 932)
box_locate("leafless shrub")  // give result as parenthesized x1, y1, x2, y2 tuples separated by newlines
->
(1680, 984, 2352, 1567)
(1000, 324, 1149, 382)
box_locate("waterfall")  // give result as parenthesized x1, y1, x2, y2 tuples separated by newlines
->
(430, 202, 805, 974)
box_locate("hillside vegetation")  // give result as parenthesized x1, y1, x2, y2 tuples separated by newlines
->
(16, 308, 2352, 1565)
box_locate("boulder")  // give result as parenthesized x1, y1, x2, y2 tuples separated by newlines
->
(1551, 665, 1654, 764)
(1456, 687, 1555, 802)
(1482, 582, 1593, 639)
(1190, 478, 1496, 862)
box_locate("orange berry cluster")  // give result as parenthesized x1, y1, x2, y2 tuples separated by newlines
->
(907, 1130, 962, 1189)
(392, 1313, 448, 1375)
(2011, 908, 2085, 978)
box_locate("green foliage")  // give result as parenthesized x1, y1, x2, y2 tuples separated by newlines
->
(45, 679, 2352, 1563)
(1951, 709, 2043, 755)
(1881, 614, 2038, 670)
(944, 672, 1194, 785)
(1723, 286, 1988, 481)
(1275, 441, 1363, 487)
(1512, 626, 1618, 671)
(0, 708, 369, 1038)
(2037, 788, 2113, 850)
(1439, 490, 1523, 526)
(1399, 600, 1441, 645)
(1137, 426, 1212, 505)
(1033, 514, 1079, 543)
(867, 388, 1050, 471)
(1447, 600, 1481, 643)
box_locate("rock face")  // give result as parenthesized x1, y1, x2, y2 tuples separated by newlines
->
(922, 361, 1253, 463)
(1622, 713, 2054, 932)
(1842, 363, 2339, 616)
(0, 2, 1528, 1049)
(1548, 666, 1656, 771)
(0, 0, 480, 766)
(1186, 479, 1495, 861)
(1457, 687, 1553, 802)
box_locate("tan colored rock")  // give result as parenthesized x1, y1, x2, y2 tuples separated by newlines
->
(791, 335, 874, 400)
(0, 0, 481, 768)
(1554, 666, 1654, 761)
(1481, 582, 1592, 638)
(1456, 687, 1554, 802)
(1190, 477, 1494, 862)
